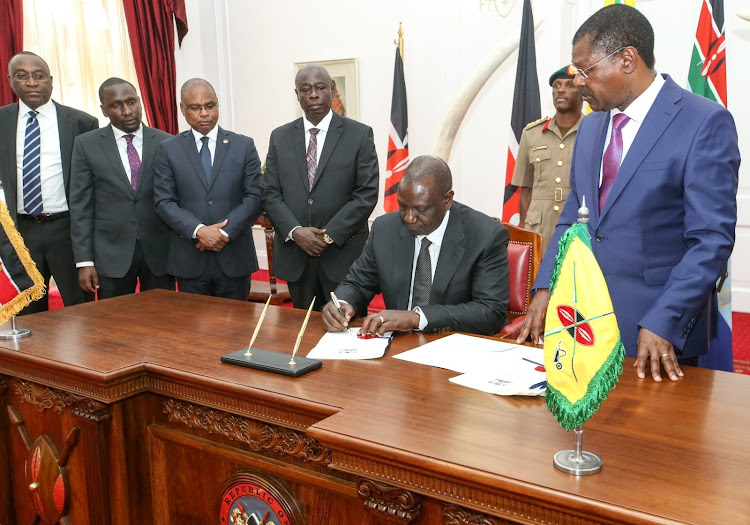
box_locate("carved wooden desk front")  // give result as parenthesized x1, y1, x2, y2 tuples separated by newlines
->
(1, 290, 748, 524)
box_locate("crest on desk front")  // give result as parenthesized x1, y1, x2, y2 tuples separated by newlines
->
(219, 471, 303, 525)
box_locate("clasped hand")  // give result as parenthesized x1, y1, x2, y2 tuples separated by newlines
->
(292, 227, 329, 257)
(196, 219, 229, 252)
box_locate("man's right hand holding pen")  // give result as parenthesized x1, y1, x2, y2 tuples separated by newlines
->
(322, 292, 354, 332)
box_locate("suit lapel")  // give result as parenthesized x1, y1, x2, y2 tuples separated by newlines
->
(99, 125, 132, 192)
(179, 130, 209, 190)
(600, 77, 681, 221)
(394, 225, 415, 310)
(0, 104, 19, 217)
(312, 113, 343, 190)
(138, 125, 159, 194)
(55, 102, 75, 192)
(590, 113, 609, 225)
(209, 128, 230, 190)
(292, 119, 309, 191)
(430, 208, 464, 305)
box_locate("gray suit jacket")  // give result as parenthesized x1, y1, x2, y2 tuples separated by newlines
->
(335, 202, 511, 336)
(261, 112, 379, 283)
(0, 101, 98, 221)
(153, 127, 262, 279)
(69, 124, 172, 278)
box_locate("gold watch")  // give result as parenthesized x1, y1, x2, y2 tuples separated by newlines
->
(323, 233, 334, 245)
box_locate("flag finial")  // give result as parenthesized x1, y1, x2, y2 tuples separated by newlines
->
(578, 196, 589, 224)
(396, 22, 404, 60)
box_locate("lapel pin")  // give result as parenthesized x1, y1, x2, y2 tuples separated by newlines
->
(223, 139, 229, 144)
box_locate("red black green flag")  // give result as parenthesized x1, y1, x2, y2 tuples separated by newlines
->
(502, 0, 540, 224)
(384, 45, 409, 213)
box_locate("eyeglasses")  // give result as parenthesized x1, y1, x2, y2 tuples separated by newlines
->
(12, 72, 49, 82)
(183, 102, 218, 113)
(569, 47, 627, 80)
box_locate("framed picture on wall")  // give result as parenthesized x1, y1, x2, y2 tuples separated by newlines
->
(294, 58, 359, 121)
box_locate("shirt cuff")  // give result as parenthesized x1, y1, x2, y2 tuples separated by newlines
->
(413, 306, 428, 331)
(286, 225, 301, 242)
(219, 228, 229, 240)
(76, 261, 95, 268)
(193, 224, 206, 239)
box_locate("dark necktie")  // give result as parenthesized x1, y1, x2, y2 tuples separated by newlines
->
(200, 136, 212, 183)
(124, 134, 141, 192)
(306, 128, 320, 189)
(599, 113, 631, 212)
(22, 110, 43, 216)
(412, 238, 432, 309)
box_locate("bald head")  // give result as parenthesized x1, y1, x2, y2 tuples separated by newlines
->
(180, 78, 216, 101)
(397, 155, 454, 237)
(401, 155, 453, 196)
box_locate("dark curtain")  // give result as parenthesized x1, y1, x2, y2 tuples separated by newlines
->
(0, 0, 23, 106)
(122, 0, 188, 134)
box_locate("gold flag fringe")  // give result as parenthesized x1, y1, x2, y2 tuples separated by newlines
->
(0, 201, 46, 325)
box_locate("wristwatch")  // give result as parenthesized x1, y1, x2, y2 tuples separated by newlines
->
(323, 233, 334, 245)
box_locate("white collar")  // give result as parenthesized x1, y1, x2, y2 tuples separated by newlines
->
(112, 123, 143, 141)
(191, 125, 219, 143)
(19, 98, 54, 119)
(416, 209, 451, 248)
(611, 71, 665, 123)
(303, 109, 333, 133)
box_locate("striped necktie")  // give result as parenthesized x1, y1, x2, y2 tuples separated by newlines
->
(22, 110, 43, 216)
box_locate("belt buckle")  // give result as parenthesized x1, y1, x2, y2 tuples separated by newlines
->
(555, 188, 563, 202)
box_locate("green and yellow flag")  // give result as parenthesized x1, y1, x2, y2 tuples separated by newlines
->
(544, 222, 624, 431)
(604, 0, 635, 6)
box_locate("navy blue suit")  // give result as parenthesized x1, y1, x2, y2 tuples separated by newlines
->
(154, 128, 262, 299)
(535, 75, 740, 359)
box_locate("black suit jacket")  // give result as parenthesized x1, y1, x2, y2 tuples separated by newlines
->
(69, 124, 172, 278)
(335, 202, 510, 336)
(0, 101, 98, 220)
(261, 112, 379, 283)
(153, 127, 262, 279)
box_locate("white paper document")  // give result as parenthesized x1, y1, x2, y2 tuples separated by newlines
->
(394, 333, 546, 396)
(307, 328, 394, 360)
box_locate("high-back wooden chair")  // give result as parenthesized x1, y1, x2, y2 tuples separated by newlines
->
(248, 212, 292, 305)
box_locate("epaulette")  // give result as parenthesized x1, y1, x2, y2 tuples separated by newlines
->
(524, 116, 550, 130)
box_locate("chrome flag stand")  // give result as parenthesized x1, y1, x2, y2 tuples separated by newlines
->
(553, 425, 602, 475)
(0, 315, 31, 340)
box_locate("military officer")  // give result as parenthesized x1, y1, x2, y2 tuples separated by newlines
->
(511, 65, 584, 255)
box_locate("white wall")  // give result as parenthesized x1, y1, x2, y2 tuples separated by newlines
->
(174, 0, 750, 311)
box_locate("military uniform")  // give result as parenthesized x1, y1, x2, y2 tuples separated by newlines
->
(511, 113, 583, 254)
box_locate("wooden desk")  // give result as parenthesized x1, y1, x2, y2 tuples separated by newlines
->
(1, 290, 748, 524)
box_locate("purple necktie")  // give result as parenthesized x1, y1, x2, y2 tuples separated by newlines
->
(599, 113, 630, 212)
(124, 134, 141, 192)
(306, 128, 319, 189)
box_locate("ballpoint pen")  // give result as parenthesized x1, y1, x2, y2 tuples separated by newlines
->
(330, 291, 345, 318)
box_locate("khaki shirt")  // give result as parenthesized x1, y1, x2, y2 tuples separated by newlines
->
(511, 113, 583, 255)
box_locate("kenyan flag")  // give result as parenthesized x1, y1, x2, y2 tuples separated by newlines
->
(687, 0, 727, 106)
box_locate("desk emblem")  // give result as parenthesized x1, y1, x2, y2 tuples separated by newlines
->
(220, 471, 302, 525)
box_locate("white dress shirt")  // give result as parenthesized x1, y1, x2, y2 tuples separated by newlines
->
(16, 99, 67, 214)
(303, 109, 333, 164)
(112, 123, 144, 184)
(409, 209, 451, 330)
(599, 73, 665, 186)
(288, 109, 334, 242)
(190, 126, 228, 239)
